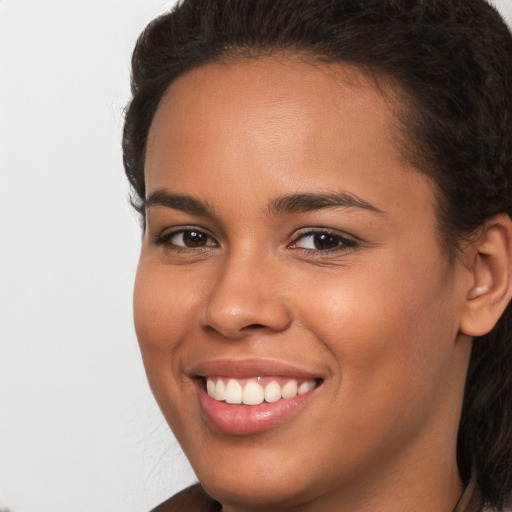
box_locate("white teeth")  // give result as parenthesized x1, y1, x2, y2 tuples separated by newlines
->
(242, 381, 265, 405)
(213, 379, 226, 401)
(281, 380, 298, 399)
(207, 379, 216, 397)
(225, 379, 243, 404)
(298, 380, 316, 395)
(264, 381, 282, 403)
(206, 378, 317, 405)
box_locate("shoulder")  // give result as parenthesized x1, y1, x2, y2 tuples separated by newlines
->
(149, 484, 220, 512)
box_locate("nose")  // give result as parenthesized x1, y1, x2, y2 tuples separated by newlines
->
(198, 251, 292, 340)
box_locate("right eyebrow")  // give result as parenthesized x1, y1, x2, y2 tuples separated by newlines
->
(145, 189, 213, 216)
(268, 191, 383, 215)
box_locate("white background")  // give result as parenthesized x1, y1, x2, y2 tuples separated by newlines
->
(1, 1, 511, 511)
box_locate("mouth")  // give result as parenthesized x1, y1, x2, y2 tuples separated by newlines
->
(203, 376, 320, 405)
(189, 360, 324, 435)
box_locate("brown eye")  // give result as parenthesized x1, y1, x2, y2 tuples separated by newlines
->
(290, 231, 357, 251)
(157, 229, 218, 248)
(180, 230, 208, 247)
(312, 233, 342, 250)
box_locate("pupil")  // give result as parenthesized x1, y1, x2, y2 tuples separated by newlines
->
(314, 233, 339, 250)
(183, 231, 206, 247)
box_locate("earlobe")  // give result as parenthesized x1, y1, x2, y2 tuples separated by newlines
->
(460, 214, 512, 337)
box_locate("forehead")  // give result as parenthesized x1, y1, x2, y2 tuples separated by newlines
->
(145, 56, 433, 219)
(147, 57, 406, 173)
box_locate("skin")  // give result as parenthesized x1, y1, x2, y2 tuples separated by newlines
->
(135, 57, 476, 512)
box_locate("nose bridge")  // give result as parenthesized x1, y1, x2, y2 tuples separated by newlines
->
(200, 245, 291, 338)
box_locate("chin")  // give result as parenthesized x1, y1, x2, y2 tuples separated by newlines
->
(184, 436, 339, 511)
(199, 470, 321, 511)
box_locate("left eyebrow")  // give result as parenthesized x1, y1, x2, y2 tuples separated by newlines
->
(268, 192, 384, 215)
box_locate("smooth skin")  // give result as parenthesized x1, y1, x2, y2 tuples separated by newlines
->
(134, 57, 512, 512)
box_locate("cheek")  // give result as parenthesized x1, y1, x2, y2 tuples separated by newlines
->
(290, 258, 461, 470)
(298, 247, 459, 411)
(132, 259, 201, 423)
(133, 259, 198, 354)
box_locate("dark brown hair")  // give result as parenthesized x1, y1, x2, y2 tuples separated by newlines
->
(123, 1, 512, 508)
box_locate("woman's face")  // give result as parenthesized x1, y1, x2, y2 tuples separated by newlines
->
(135, 58, 472, 510)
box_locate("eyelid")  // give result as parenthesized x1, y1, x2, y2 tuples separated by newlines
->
(151, 226, 219, 248)
(288, 228, 358, 251)
(150, 225, 357, 253)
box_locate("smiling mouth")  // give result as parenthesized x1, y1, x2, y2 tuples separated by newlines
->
(202, 376, 322, 405)
(190, 362, 324, 434)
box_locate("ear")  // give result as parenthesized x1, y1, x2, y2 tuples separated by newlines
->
(460, 214, 512, 337)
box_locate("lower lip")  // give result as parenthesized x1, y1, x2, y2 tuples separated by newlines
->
(196, 381, 317, 435)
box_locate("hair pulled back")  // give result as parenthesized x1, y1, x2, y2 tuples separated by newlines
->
(122, 1, 512, 508)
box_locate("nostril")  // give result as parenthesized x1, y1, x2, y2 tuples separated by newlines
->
(201, 296, 292, 338)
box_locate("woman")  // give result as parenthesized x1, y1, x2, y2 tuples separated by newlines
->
(122, 1, 512, 511)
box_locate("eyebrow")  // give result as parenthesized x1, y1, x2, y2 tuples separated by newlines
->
(145, 189, 383, 217)
(269, 192, 383, 215)
(145, 189, 213, 216)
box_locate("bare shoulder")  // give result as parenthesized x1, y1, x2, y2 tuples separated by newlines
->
(149, 484, 220, 512)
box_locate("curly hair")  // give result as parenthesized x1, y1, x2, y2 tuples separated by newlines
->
(122, 0, 512, 508)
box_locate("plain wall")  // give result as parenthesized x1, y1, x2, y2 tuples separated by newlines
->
(0, 2, 197, 512)
(1, 1, 511, 511)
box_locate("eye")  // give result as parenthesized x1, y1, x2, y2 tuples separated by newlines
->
(289, 230, 357, 251)
(153, 228, 218, 248)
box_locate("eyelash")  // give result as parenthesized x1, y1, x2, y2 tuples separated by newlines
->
(288, 229, 358, 253)
(151, 227, 358, 254)
(152, 228, 218, 250)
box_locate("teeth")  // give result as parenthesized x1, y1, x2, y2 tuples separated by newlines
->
(264, 381, 282, 403)
(213, 379, 226, 401)
(281, 380, 298, 399)
(206, 379, 216, 397)
(298, 380, 316, 395)
(206, 377, 317, 405)
(225, 379, 243, 404)
(242, 381, 265, 405)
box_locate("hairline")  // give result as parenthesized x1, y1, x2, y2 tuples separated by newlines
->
(142, 50, 462, 261)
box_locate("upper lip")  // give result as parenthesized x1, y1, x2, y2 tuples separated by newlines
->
(186, 358, 323, 380)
